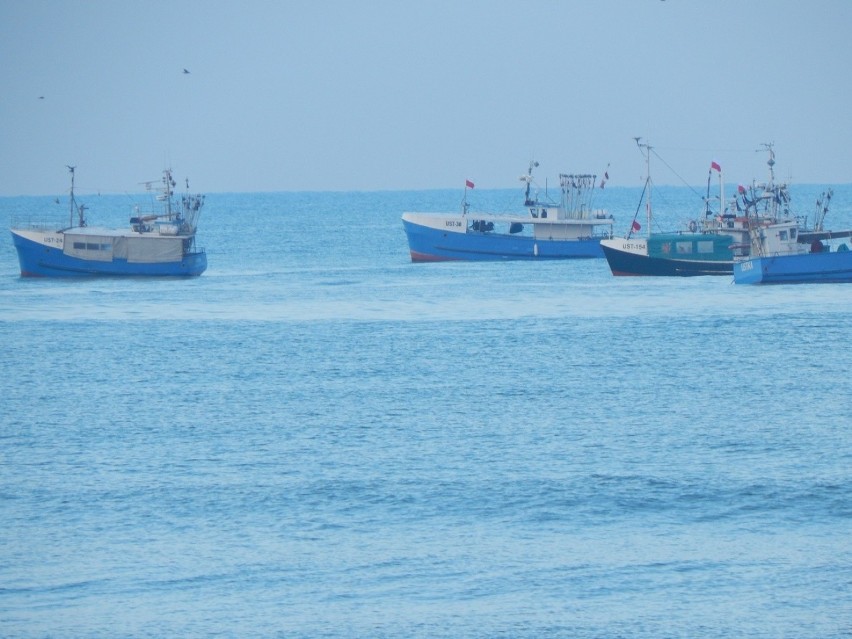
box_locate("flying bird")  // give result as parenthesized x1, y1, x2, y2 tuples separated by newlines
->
(183, 68, 190, 74)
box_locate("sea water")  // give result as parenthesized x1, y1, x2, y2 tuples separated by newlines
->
(1, 185, 850, 638)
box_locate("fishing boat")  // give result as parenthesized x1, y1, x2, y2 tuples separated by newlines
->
(734, 192, 852, 284)
(401, 162, 614, 261)
(10, 166, 207, 277)
(600, 141, 784, 276)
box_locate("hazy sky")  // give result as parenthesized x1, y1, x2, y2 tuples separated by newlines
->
(2, 0, 851, 195)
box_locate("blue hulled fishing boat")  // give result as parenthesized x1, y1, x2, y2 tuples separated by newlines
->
(734, 195, 852, 284)
(402, 162, 614, 261)
(11, 166, 206, 277)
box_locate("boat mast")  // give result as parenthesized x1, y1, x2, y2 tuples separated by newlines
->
(815, 188, 832, 231)
(761, 142, 776, 219)
(636, 137, 652, 234)
(763, 142, 775, 185)
(704, 170, 712, 218)
(523, 160, 539, 206)
(162, 169, 175, 219)
(64, 165, 87, 228)
(67, 165, 76, 227)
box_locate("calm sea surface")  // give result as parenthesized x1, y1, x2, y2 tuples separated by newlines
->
(1, 184, 851, 638)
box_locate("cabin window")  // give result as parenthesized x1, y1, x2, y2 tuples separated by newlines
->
(676, 242, 693, 254)
(73, 241, 110, 251)
(779, 230, 788, 241)
(696, 241, 714, 253)
(790, 228, 797, 240)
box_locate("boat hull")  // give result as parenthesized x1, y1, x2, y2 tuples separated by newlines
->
(402, 217, 605, 261)
(734, 249, 852, 284)
(600, 236, 734, 276)
(11, 229, 207, 277)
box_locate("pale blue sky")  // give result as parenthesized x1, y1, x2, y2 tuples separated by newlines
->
(2, 0, 851, 195)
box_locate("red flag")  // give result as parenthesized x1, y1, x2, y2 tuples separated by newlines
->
(631, 220, 641, 231)
(711, 161, 721, 172)
(465, 179, 475, 189)
(738, 184, 746, 194)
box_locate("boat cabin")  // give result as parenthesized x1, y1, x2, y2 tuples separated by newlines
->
(750, 220, 808, 258)
(647, 233, 736, 262)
